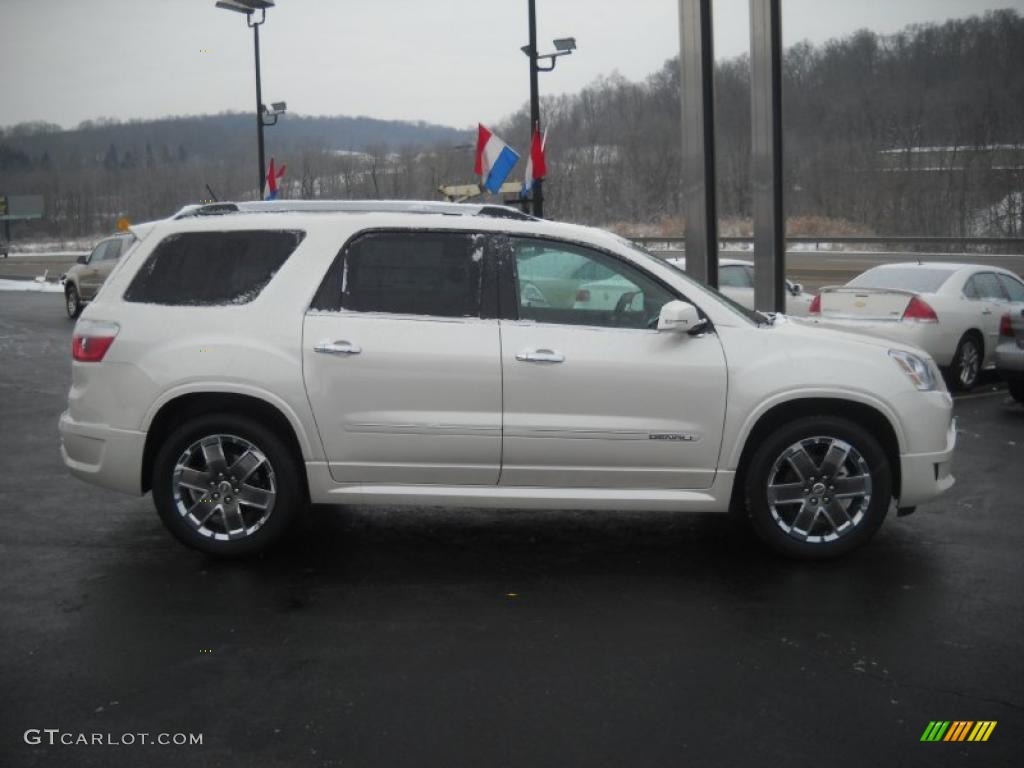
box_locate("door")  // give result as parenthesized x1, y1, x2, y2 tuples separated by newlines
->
(78, 240, 110, 298)
(303, 230, 502, 485)
(498, 236, 728, 489)
(966, 272, 1011, 356)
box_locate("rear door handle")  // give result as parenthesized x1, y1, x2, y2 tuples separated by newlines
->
(314, 339, 361, 355)
(516, 348, 565, 364)
(981, 309, 993, 315)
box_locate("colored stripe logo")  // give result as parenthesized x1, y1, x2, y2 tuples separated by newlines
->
(920, 721, 996, 742)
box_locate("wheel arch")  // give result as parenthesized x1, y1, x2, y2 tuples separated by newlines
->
(141, 391, 310, 499)
(728, 397, 903, 513)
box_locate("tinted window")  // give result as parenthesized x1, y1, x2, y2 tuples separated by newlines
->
(847, 267, 955, 293)
(719, 265, 753, 288)
(512, 238, 674, 329)
(996, 274, 1024, 302)
(124, 230, 303, 306)
(312, 231, 485, 317)
(971, 272, 1008, 300)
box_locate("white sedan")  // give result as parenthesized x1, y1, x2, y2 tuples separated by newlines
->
(808, 262, 1024, 390)
(664, 258, 815, 316)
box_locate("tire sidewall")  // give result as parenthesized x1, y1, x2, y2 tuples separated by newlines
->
(745, 415, 892, 559)
(152, 413, 302, 556)
(66, 285, 81, 319)
(950, 334, 981, 392)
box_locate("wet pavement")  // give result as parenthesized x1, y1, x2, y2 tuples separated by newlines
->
(1, 291, 1021, 767)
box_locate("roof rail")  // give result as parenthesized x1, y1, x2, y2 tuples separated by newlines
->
(172, 200, 536, 221)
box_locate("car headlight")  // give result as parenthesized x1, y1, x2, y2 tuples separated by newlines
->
(889, 349, 937, 391)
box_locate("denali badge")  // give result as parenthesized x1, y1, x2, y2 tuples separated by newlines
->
(649, 433, 698, 442)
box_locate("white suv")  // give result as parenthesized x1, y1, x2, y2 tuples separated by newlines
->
(60, 201, 957, 559)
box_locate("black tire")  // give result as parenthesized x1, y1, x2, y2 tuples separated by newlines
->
(1009, 379, 1024, 404)
(949, 333, 982, 392)
(152, 413, 303, 557)
(65, 285, 82, 319)
(744, 415, 892, 559)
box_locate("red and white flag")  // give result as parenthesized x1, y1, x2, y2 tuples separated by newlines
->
(522, 126, 547, 195)
(264, 157, 286, 200)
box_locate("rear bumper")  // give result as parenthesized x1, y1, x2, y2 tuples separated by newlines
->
(898, 417, 956, 507)
(59, 410, 145, 496)
(994, 341, 1024, 376)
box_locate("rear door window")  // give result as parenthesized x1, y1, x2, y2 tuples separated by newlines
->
(310, 231, 487, 318)
(971, 272, 1008, 301)
(996, 274, 1024, 302)
(124, 230, 304, 306)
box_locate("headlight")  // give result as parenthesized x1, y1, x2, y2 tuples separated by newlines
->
(889, 349, 937, 391)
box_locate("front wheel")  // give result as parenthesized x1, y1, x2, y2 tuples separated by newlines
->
(744, 415, 892, 559)
(152, 413, 304, 556)
(65, 285, 82, 319)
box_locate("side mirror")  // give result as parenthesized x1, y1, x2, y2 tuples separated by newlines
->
(790, 282, 803, 296)
(657, 300, 705, 333)
(76, 254, 88, 265)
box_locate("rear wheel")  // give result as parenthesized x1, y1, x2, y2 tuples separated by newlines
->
(949, 333, 982, 392)
(744, 415, 891, 559)
(65, 285, 82, 319)
(152, 413, 303, 556)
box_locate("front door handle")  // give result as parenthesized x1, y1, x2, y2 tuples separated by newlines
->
(314, 339, 362, 355)
(516, 348, 565, 364)
(981, 309, 993, 316)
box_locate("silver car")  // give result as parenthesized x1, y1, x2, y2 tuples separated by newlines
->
(64, 233, 136, 318)
(995, 308, 1024, 403)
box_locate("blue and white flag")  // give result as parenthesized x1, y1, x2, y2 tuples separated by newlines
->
(475, 124, 520, 194)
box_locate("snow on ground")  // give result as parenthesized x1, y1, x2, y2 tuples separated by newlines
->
(0, 278, 64, 293)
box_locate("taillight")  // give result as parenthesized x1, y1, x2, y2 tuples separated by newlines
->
(901, 296, 938, 322)
(1000, 313, 1015, 338)
(575, 289, 591, 302)
(72, 320, 119, 362)
(808, 294, 821, 315)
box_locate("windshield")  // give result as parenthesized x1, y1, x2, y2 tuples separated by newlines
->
(847, 266, 955, 293)
(617, 238, 766, 326)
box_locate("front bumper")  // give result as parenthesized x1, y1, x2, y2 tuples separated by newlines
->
(59, 410, 146, 496)
(898, 416, 956, 507)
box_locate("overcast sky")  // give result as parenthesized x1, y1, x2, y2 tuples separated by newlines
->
(2, 0, 1021, 131)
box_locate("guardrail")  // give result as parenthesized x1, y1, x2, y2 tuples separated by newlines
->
(632, 235, 1024, 252)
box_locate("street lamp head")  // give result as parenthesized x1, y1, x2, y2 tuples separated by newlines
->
(215, 0, 274, 12)
(270, 101, 287, 113)
(553, 37, 576, 52)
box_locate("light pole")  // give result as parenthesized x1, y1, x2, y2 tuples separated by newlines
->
(521, 0, 575, 218)
(215, 0, 286, 198)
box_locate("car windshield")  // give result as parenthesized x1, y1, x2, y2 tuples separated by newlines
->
(617, 239, 766, 326)
(847, 266, 955, 293)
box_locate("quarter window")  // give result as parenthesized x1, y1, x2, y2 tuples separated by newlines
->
(311, 231, 486, 318)
(511, 238, 675, 329)
(124, 230, 303, 306)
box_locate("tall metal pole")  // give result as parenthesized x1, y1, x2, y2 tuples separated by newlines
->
(749, 0, 785, 312)
(253, 19, 267, 198)
(527, 0, 543, 217)
(677, 0, 719, 287)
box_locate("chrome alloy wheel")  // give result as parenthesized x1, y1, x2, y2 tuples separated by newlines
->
(765, 436, 872, 544)
(958, 340, 980, 388)
(172, 434, 277, 541)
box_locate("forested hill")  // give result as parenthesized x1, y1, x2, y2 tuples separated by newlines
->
(0, 112, 468, 170)
(2, 10, 1022, 239)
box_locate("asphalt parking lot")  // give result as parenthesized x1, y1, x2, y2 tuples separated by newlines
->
(1, 291, 1022, 768)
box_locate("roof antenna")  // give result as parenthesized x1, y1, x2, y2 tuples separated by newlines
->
(205, 184, 219, 203)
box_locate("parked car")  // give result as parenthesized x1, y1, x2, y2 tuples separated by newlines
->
(60, 200, 956, 560)
(995, 308, 1024, 403)
(665, 257, 815, 316)
(63, 232, 137, 318)
(808, 262, 1024, 391)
